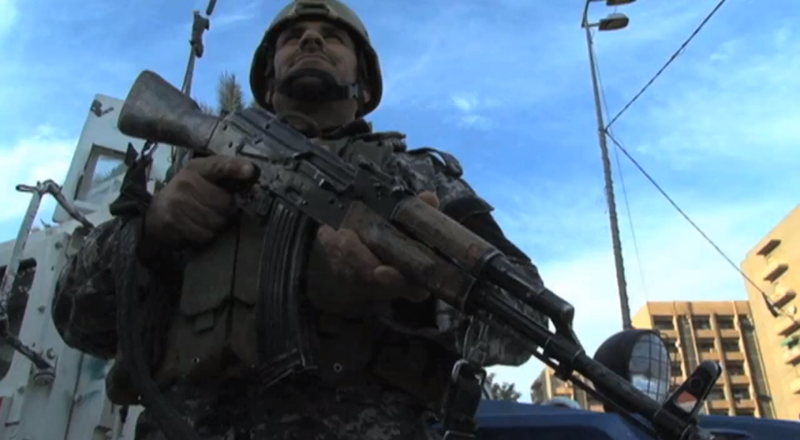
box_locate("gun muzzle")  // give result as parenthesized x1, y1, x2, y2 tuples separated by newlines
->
(117, 70, 219, 152)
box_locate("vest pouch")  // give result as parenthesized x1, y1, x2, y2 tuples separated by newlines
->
(229, 213, 266, 368)
(168, 224, 240, 382)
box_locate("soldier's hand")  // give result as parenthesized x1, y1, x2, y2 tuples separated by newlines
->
(316, 190, 439, 304)
(144, 156, 257, 247)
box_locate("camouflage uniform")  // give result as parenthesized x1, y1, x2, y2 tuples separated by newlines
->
(51, 2, 549, 440)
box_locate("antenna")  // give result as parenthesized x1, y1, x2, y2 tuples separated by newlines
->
(172, 0, 219, 164)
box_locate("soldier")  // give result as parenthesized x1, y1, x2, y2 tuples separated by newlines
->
(51, 1, 549, 439)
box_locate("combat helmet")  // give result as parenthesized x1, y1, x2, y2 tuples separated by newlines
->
(249, 0, 383, 116)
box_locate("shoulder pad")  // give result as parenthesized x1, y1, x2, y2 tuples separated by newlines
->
(406, 147, 463, 178)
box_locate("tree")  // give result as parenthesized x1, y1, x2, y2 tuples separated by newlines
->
(199, 71, 254, 116)
(486, 373, 521, 401)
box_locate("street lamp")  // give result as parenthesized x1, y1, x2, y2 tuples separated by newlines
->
(581, 0, 635, 331)
(598, 13, 630, 31)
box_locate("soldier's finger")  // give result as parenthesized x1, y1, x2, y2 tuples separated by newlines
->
(317, 227, 379, 284)
(191, 174, 238, 217)
(169, 197, 226, 242)
(417, 190, 440, 210)
(175, 214, 217, 244)
(373, 266, 430, 302)
(186, 200, 230, 234)
(338, 229, 383, 282)
(185, 156, 257, 184)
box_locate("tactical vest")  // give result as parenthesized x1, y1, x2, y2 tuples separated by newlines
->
(137, 130, 473, 407)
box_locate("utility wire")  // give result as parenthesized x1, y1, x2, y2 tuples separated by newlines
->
(604, 131, 798, 326)
(593, 0, 794, 325)
(605, 0, 730, 130)
(591, 33, 649, 299)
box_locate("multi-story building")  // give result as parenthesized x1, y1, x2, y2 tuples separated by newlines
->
(741, 204, 800, 420)
(530, 367, 605, 412)
(632, 301, 775, 419)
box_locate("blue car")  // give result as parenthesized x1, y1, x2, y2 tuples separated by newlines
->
(466, 400, 800, 440)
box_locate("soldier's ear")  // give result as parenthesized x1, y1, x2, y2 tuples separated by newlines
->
(361, 85, 371, 104)
(266, 81, 275, 107)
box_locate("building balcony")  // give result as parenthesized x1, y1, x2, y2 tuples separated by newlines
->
(762, 261, 788, 282)
(729, 375, 750, 385)
(708, 400, 729, 410)
(772, 286, 797, 308)
(756, 238, 781, 256)
(554, 385, 572, 396)
(791, 378, 800, 394)
(695, 329, 716, 339)
(776, 317, 800, 336)
(588, 404, 605, 413)
(733, 399, 756, 410)
(723, 352, 745, 362)
(785, 347, 800, 365)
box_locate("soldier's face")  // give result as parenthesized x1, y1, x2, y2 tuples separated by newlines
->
(273, 20, 360, 88)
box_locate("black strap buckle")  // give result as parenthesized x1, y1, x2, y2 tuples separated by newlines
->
(440, 359, 486, 440)
(109, 141, 159, 218)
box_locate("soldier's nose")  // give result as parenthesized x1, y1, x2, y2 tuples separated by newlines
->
(299, 30, 324, 50)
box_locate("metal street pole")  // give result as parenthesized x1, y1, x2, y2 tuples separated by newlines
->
(582, 1, 632, 330)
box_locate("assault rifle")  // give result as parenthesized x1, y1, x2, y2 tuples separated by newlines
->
(114, 70, 718, 440)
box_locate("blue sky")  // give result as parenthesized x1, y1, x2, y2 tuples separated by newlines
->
(1, 0, 799, 400)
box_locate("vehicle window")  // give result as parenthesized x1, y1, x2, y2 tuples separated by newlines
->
(74, 145, 127, 205)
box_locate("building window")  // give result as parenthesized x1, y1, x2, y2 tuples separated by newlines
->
(697, 339, 716, 352)
(721, 338, 741, 352)
(654, 316, 674, 330)
(725, 360, 746, 376)
(670, 361, 682, 377)
(716, 316, 735, 330)
(735, 408, 755, 417)
(709, 409, 729, 416)
(707, 385, 725, 401)
(663, 338, 677, 353)
(731, 385, 751, 402)
(693, 315, 711, 330)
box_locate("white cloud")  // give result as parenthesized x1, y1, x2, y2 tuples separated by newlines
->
(209, 0, 260, 29)
(445, 94, 501, 130)
(0, 0, 18, 37)
(0, 126, 76, 223)
(452, 95, 479, 113)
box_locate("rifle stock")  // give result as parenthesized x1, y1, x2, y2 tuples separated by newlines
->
(117, 70, 713, 440)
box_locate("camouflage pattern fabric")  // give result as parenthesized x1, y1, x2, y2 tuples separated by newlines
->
(51, 119, 548, 440)
(134, 373, 440, 440)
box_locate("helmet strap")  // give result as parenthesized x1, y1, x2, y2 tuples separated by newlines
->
(275, 68, 361, 103)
